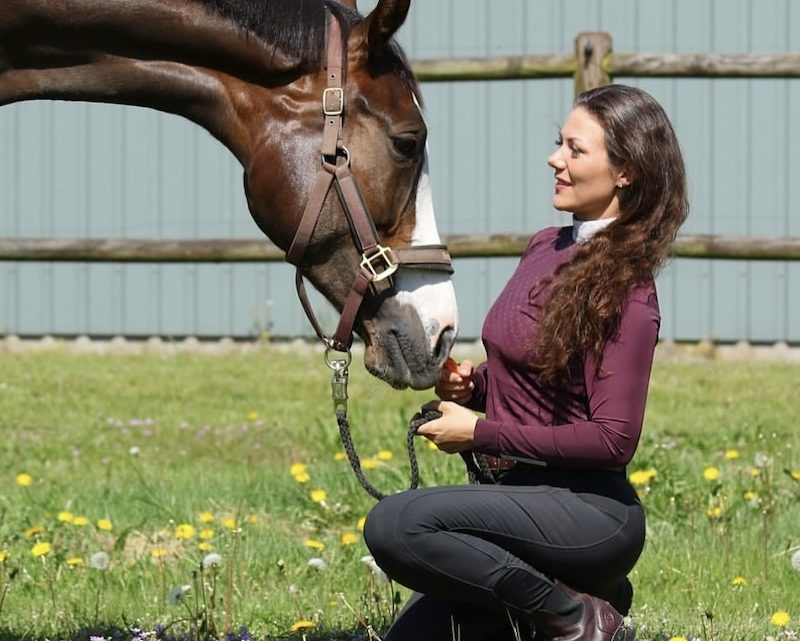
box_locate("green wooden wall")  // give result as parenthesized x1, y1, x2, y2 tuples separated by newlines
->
(1, 0, 798, 342)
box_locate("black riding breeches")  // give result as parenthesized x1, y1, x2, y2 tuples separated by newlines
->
(363, 471, 645, 640)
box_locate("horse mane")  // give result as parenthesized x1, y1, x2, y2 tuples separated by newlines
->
(198, 0, 356, 69)
(198, 0, 419, 97)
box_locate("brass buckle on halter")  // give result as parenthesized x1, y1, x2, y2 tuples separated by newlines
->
(322, 87, 344, 116)
(361, 245, 398, 283)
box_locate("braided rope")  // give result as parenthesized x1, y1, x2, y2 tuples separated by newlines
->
(337, 408, 498, 500)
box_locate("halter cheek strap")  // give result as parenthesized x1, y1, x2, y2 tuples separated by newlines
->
(286, 10, 453, 353)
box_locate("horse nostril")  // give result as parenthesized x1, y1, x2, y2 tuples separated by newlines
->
(433, 327, 457, 364)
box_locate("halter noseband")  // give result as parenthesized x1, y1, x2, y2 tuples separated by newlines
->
(285, 10, 453, 354)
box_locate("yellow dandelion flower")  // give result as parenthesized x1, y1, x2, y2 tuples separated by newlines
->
(790, 470, 800, 481)
(31, 542, 52, 557)
(629, 469, 657, 486)
(16, 473, 32, 487)
(293, 469, 310, 484)
(175, 524, 196, 540)
(706, 506, 723, 519)
(57, 511, 74, 523)
(743, 491, 758, 502)
(427, 441, 438, 451)
(341, 532, 359, 546)
(703, 466, 720, 481)
(248, 515, 260, 525)
(290, 620, 315, 632)
(247, 411, 260, 421)
(723, 449, 740, 460)
(97, 519, 113, 532)
(377, 449, 394, 461)
(310, 489, 327, 503)
(731, 576, 747, 586)
(199, 528, 215, 540)
(750, 467, 760, 478)
(357, 516, 366, 531)
(222, 517, 237, 531)
(151, 547, 167, 559)
(198, 512, 215, 523)
(0, 551, 8, 563)
(25, 525, 45, 538)
(304, 539, 325, 551)
(771, 610, 791, 627)
(667, 637, 688, 641)
(290, 463, 307, 477)
(198, 542, 214, 552)
(361, 458, 379, 470)
(73, 516, 89, 526)
(334, 452, 347, 462)
(66, 557, 84, 566)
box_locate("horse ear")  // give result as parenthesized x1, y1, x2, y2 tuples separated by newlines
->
(362, 0, 411, 53)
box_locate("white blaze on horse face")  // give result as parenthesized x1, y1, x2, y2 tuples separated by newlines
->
(394, 148, 459, 351)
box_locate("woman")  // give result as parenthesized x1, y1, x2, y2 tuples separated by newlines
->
(363, 84, 689, 641)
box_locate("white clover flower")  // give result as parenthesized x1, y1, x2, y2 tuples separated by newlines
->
(791, 549, 800, 572)
(90, 551, 110, 570)
(307, 557, 327, 571)
(167, 584, 192, 605)
(202, 553, 223, 569)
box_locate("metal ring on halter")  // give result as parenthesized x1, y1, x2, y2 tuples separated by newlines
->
(320, 145, 351, 168)
(324, 345, 352, 370)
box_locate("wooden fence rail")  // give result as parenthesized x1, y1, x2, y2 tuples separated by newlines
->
(3, 35, 798, 266)
(0, 235, 798, 263)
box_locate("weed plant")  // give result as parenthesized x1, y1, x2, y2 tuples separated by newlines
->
(0, 347, 798, 641)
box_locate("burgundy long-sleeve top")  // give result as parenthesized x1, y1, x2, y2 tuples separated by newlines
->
(470, 225, 660, 470)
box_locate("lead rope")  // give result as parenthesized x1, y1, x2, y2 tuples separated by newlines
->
(327, 350, 497, 499)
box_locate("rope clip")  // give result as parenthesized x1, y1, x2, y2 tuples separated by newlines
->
(324, 346, 351, 415)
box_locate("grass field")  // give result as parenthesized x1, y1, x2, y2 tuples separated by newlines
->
(1, 344, 799, 641)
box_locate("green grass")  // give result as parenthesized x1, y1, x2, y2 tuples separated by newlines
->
(0, 346, 799, 641)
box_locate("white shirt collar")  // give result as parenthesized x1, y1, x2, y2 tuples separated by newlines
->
(572, 216, 616, 244)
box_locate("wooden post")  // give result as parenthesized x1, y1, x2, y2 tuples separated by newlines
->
(574, 32, 612, 95)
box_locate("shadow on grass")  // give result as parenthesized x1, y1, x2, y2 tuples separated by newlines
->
(0, 624, 382, 641)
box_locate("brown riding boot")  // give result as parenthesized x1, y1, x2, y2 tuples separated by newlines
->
(532, 581, 633, 641)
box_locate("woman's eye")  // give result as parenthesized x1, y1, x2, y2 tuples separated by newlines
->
(392, 135, 420, 158)
(554, 137, 563, 147)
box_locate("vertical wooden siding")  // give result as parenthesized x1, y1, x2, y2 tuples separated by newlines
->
(0, 0, 798, 341)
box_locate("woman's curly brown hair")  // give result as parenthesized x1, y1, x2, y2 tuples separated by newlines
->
(534, 85, 689, 385)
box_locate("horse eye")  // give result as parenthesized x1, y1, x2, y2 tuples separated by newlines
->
(391, 135, 420, 158)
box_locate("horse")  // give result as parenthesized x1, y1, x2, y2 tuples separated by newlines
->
(0, 0, 459, 390)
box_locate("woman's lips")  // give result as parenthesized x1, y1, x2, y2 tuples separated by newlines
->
(555, 179, 571, 193)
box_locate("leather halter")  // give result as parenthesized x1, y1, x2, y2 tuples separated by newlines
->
(285, 10, 453, 353)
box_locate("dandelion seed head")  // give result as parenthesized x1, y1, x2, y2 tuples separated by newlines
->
(307, 558, 327, 571)
(202, 553, 222, 568)
(790, 549, 800, 572)
(167, 584, 192, 605)
(90, 551, 110, 570)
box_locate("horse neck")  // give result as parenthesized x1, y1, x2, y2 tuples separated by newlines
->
(0, 0, 321, 165)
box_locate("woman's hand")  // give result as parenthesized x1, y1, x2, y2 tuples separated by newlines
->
(415, 400, 478, 454)
(434, 358, 475, 405)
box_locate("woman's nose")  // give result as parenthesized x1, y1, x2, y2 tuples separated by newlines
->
(547, 151, 564, 169)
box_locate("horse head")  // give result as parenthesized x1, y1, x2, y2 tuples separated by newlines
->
(243, 0, 458, 390)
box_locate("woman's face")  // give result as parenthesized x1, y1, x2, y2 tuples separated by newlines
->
(547, 106, 627, 221)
